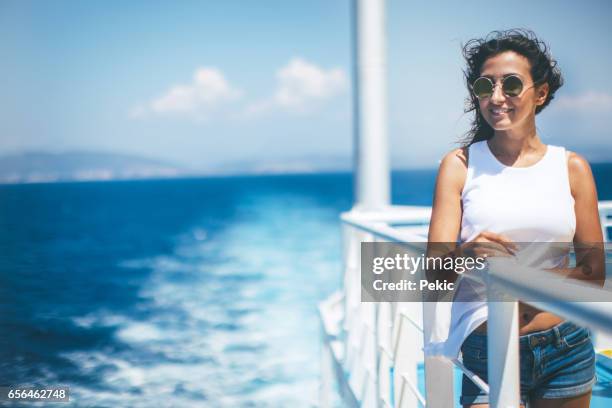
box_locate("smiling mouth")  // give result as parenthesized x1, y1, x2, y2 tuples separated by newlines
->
(490, 107, 513, 115)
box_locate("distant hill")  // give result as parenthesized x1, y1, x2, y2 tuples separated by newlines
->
(0, 151, 355, 184)
(210, 154, 351, 175)
(0, 151, 190, 184)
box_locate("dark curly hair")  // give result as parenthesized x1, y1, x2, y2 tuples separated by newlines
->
(462, 29, 563, 146)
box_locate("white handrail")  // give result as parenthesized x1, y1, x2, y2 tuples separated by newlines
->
(487, 262, 612, 333)
(320, 201, 612, 408)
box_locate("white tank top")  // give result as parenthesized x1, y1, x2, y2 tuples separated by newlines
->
(461, 140, 575, 243)
(423, 140, 576, 359)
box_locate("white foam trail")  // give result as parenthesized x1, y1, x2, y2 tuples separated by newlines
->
(66, 194, 341, 407)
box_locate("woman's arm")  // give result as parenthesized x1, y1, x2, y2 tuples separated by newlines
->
(426, 147, 518, 283)
(426, 148, 468, 282)
(565, 152, 605, 285)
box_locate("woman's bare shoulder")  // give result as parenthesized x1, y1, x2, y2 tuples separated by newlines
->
(436, 147, 469, 191)
(442, 147, 469, 166)
(566, 150, 591, 173)
(439, 147, 469, 175)
(566, 150, 596, 196)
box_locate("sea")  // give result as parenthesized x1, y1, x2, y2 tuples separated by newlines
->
(1, 166, 611, 407)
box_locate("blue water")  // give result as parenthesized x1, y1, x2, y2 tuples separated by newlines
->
(0, 166, 611, 407)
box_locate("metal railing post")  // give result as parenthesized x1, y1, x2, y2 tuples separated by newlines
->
(487, 300, 520, 407)
(393, 305, 420, 408)
(422, 301, 455, 407)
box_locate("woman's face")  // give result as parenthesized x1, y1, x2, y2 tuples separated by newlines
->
(477, 51, 548, 133)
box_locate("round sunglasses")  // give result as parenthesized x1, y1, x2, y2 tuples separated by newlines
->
(471, 75, 534, 99)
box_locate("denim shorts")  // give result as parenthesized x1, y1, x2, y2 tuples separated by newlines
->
(460, 321, 597, 406)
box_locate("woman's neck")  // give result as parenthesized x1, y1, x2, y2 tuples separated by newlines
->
(489, 122, 544, 159)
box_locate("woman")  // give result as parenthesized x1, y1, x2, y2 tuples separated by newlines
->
(427, 29, 604, 407)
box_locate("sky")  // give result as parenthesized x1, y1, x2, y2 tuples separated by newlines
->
(1, 0, 611, 171)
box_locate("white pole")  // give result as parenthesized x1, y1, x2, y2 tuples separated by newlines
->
(352, 0, 390, 211)
(422, 302, 455, 407)
(487, 300, 521, 407)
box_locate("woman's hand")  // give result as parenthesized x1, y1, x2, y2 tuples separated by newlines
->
(458, 231, 517, 260)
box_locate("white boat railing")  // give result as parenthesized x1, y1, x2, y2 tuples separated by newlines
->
(319, 200, 612, 408)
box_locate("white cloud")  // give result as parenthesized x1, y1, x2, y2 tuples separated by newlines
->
(275, 58, 347, 107)
(553, 91, 612, 112)
(131, 68, 241, 120)
(244, 58, 348, 116)
(131, 60, 347, 120)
